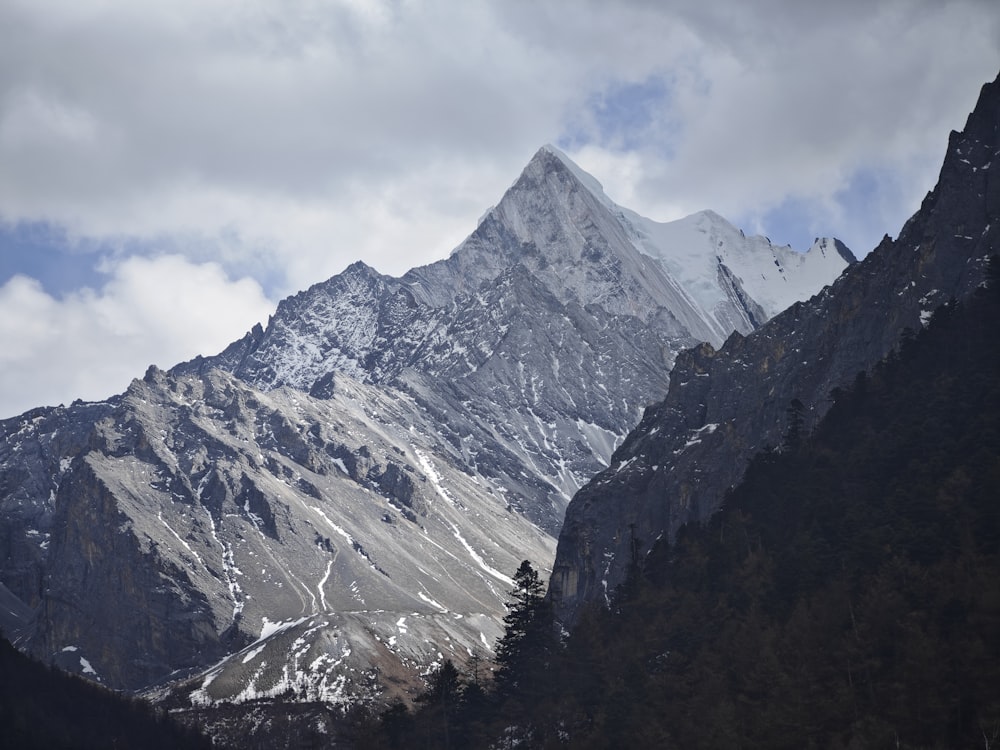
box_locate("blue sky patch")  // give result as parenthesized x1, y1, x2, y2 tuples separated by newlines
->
(0, 221, 109, 297)
(745, 196, 833, 254)
(740, 165, 908, 257)
(0, 221, 287, 300)
(560, 75, 678, 154)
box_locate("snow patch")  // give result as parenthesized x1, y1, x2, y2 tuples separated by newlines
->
(259, 615, 310, 642)
(445, 519, 514, 586)
(317, 560, 333, 611)
(414, 449, 455, 506)
(418, 591, 448, 612)
(242, 643, 268, 664)
(79, 657, 99, 679)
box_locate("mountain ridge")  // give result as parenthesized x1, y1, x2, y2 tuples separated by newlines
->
(172, 146, 850, 533)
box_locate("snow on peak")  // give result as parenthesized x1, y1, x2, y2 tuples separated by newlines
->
(518, 150, 851, 327)
(613, 205, 854, 323)
(809, 237, 858, 265)
(537, 144, 616, 209)
(405, 145, 853, 344)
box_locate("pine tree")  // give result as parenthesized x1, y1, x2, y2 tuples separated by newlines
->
(492, 560, 554, 705)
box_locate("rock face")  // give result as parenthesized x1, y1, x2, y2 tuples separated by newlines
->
(0, 146, 848, 718)
(550, 72, 1000, 626)
(8, 367, 555, 698)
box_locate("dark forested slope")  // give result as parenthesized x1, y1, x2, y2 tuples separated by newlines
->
(560, 278, 1000, 749)
(0, 635, 214, 750)
(552, 70, 1000, 624)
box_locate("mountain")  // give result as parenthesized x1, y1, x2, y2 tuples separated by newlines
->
(550, 71, 1000, 626)
(0, 146, 848, 742)
(175, 146, 852, 531)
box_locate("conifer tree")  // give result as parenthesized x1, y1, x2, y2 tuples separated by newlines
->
(493, 560, 553, 703)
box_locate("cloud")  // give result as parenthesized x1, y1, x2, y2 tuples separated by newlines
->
(2, 0, 997, 278)
(0, 0, 998, 416)
(0, 0, 583, 290)
(552, 0, 1000, 252)
(0, 255, 273, 418)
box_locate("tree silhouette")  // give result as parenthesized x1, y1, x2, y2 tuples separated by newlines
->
(493, 560, 549, 699)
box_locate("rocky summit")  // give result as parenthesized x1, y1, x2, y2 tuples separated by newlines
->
(0, 145, 849, 739)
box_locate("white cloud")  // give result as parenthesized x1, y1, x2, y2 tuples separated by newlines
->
(549, 0, 1000, 252)
(2, 0, 997, 271)
(0, 0, 998, 415)
(0, 0, 597, 290)
(0, 255, 273, 418)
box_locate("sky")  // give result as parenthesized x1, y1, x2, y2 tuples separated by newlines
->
(1, 0, 998, 419)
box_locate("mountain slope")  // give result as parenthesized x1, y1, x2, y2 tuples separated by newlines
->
(550, 71, 1000, 625)
(20, 366, 554, 691)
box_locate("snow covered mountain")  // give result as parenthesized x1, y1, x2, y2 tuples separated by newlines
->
(176, 145, 853, 530)
(550, 71, 1000, 627)
(0, 146, 850, 741)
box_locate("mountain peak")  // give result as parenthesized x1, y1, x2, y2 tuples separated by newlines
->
(342, 259, 380, 277)
(533, 144, 614, 206)
(687, 208, 733, 226)
(808, 237, 857, 265)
